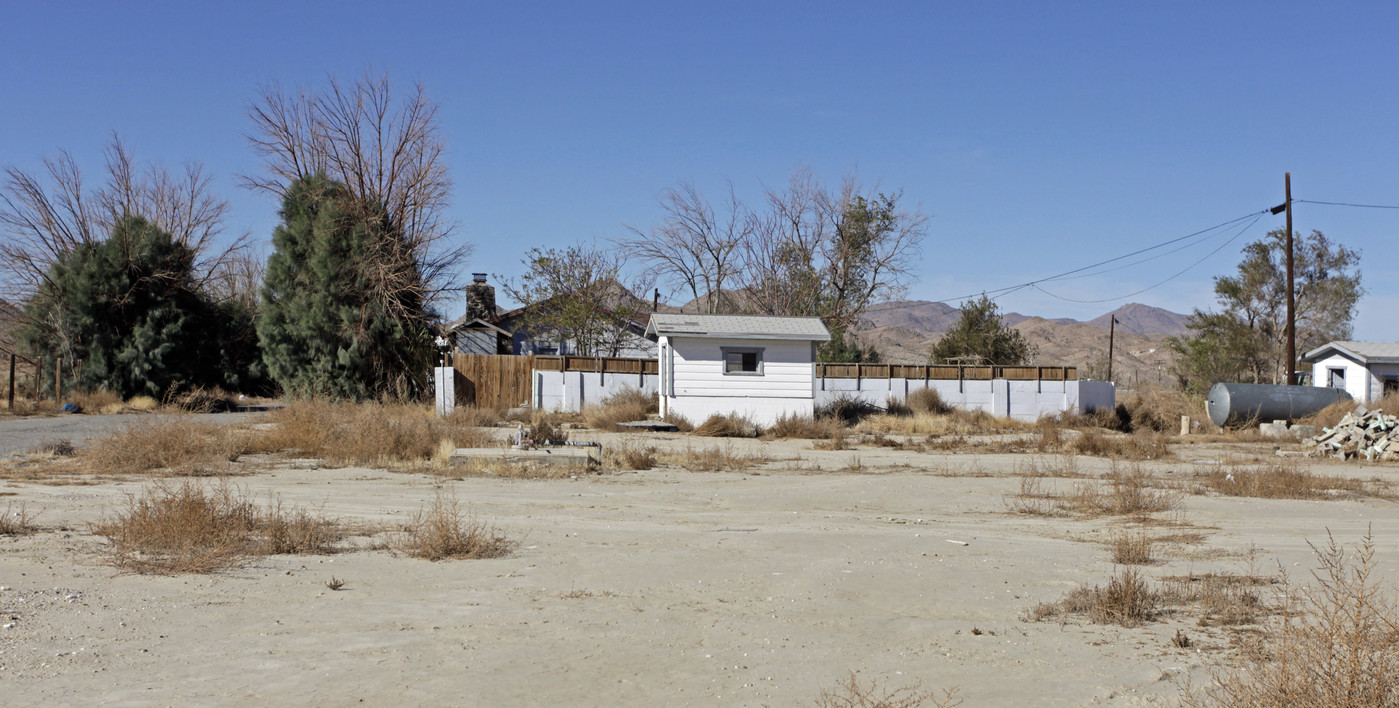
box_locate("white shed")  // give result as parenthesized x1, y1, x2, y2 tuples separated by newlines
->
(1301, 341, 1399, 404)
(645, 314, 831, 426)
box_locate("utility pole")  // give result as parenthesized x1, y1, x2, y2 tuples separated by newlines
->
(1285, 172, 1296, 385)
(1106, 315, 1116, 382)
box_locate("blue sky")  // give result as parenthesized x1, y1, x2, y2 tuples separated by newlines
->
(3, 2, 1396, 338)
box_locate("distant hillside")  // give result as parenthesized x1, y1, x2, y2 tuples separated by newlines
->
(860, 300, 1187, 337)
(1084, 303, 1189, 337)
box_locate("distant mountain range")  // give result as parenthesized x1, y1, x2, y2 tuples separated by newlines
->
(860, 301, 1189, 337)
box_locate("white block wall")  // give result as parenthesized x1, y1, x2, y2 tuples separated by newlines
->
(527, 370, 1116, 422)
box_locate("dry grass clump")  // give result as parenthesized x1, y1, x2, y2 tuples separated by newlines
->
(31, 438, 76, 456)
(664, 411, 694, 432)
(1008, 464, 1178, 518)
(1069, 465, 1181, 516)
(1183, 533, 1399, 707)
(1299, 399, 1358, 430)
(81, 416, 246, 476)
(127, 395, 159, 411)
(1158, 573, 1271, 627)
(692, 412, 761, 438)
(91, 481, 345, 574)
(1109, 532, 1155, 565)
(444, 405, 503, 428)
(1070, 430, 1170, 460)
(392, 491, 513, 561)
(0, 503, 36, 535)
(69, 389, 122, 414)
(816, 394, 884, 425)
(582, 387, 658, 431)
(1196, 462, 1390, 500)
(664, 444, 767, 472)
(813, 671, 961, 708)
(766, 413, 846, 440)
(168, 385, 237, 413)
(605, 442, 658, 471)
(906, 387, 954, 416)
(1030, 567, 1160, 627)
(857, 408, 1021, 437)
(1122, 389, 1205, 433)
(260, 401, 493, 466)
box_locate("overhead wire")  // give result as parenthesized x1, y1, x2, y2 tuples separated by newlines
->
(1030, 212, 1264, 304)
(1294, 199, 1399, 210)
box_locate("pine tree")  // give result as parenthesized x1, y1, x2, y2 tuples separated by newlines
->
(929, 295, 1033, 365)
(257, 174, 433, 399)
(21, 215, 255, 398)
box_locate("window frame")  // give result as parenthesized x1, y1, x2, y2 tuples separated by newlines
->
(1328, 367, 1346, 389)
(721, 346, 765, 376)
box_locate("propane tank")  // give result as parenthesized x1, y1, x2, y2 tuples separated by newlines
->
(1206, 382, 1352, 428)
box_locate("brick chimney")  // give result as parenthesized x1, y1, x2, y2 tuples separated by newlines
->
(465, 273, 496, 321)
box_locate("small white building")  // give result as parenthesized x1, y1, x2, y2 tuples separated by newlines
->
(1301, 341, 1399, 404)
(646, 314, 830, 426)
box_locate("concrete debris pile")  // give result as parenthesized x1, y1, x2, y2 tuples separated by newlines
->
(1307, 407, 1399, 461)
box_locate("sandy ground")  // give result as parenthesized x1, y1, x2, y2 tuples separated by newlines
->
(2, 424, 1398, 707)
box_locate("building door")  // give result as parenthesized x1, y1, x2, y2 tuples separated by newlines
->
(1328, 367, 1346, 390)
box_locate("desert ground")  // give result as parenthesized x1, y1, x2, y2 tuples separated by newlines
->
(1, 414, 1396, 707)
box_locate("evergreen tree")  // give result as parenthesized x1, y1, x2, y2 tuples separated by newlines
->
(22, 215, 259, 398)
(258, 174, 434, 399)
(929, 295, 1033, 365)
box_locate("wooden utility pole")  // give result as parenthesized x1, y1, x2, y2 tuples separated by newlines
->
(1285, 172, 1296, 384)
(1106, 315, 1116, 382)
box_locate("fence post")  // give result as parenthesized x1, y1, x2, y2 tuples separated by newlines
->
(34, 356, 42, 402)
(55, 356, 62, 401)
(6, 354, 13, 409)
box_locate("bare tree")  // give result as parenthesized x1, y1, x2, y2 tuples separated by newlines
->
(0, 134, 244, 300)
(502, 245, 655, 357)
(741, 168, 928, 333)
(619, 182, 751, 313)
(242, 71, 469, 302)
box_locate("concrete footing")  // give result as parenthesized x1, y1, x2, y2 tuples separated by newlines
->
(448, 447, 598, 471)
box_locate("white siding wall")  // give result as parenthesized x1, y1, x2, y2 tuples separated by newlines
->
(659, 336, 816, 425)
(1311, 354, 1377, 403)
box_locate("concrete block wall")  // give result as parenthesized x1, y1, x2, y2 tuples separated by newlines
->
(533, 370, 659, 413)
(526, 370, 1115, 421)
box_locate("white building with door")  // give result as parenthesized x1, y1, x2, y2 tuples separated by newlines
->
(1301, 341, 1399, 404)
(646, 314, 830, 426)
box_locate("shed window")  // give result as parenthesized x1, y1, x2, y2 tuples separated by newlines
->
(722, 347, 764, 375)
(1328, 367, 1346, 389)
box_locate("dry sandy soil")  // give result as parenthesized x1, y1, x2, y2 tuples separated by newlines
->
(2, 423, 1397, 706)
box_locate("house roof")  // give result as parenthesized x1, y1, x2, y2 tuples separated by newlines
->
(445, 316, 511, 336)
(645, 314, 830, 342)
(1301, 341, 1399, 365)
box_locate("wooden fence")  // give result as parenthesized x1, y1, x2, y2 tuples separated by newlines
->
(450, 354, 1077, 410)
(532, 355, 659, 374)
(816, 363, 1077, 381)
(450, 354, 536, 409)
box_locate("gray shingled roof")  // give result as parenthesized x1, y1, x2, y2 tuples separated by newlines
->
(1302, 341, 1399, 365)
(645, 314, 830, 341)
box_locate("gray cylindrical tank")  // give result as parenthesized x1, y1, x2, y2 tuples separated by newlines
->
(1206, 382, 1352, 428)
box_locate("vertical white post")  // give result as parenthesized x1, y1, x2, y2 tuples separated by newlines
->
(434, 366, 455, 417)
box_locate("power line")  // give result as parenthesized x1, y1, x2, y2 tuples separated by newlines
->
(1029, 213, 1264, 304)
(1294, 199, 1399, 210)
(902, 209, 1270, 307)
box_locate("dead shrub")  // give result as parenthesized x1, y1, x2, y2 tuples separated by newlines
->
(906, 387, 954, 416)
(1036, 567, 1160, 627)
(884, 396, 913, 417)
(813, 430, 852, 451)
(1071, 464, 1180, 516)
(664, 411, 694, 432)
(126, 395, 159, 411)
(444, 405, 503, 429)
(766, 413, 846, 440)
(1183, 533, 1399, 707)
(31, 438, 76, 456)
(1158, 573, 1271, 627)
(69, 389, 121, 414)
(1123, 389, 1204, 433)
(1109, 532, 1155, 565)
(1299, 399, 1357, 430)
(81, 416, 245, 476)
(1004, 476, 1062, 516)
(91, 481, 345, 574)
(664, 444, 767, 472)
(692, 412, 761, 438)
(527, 413, 569, 444)
(1070, 430, 1170, 460)
(392, 491, 513, 561)
(259, 401, 493, 466)
(814, 671, 961, 708)
(168, 385, 237, 413)
(605, 442, 658, 471)
(1197, 462, 1390, 500)
(816, 394, 883, 425)
(0, 503, 35, 535)
(583, 387, 658, 431)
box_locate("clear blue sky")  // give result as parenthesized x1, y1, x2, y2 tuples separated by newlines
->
(3, 1, 1396, 339)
